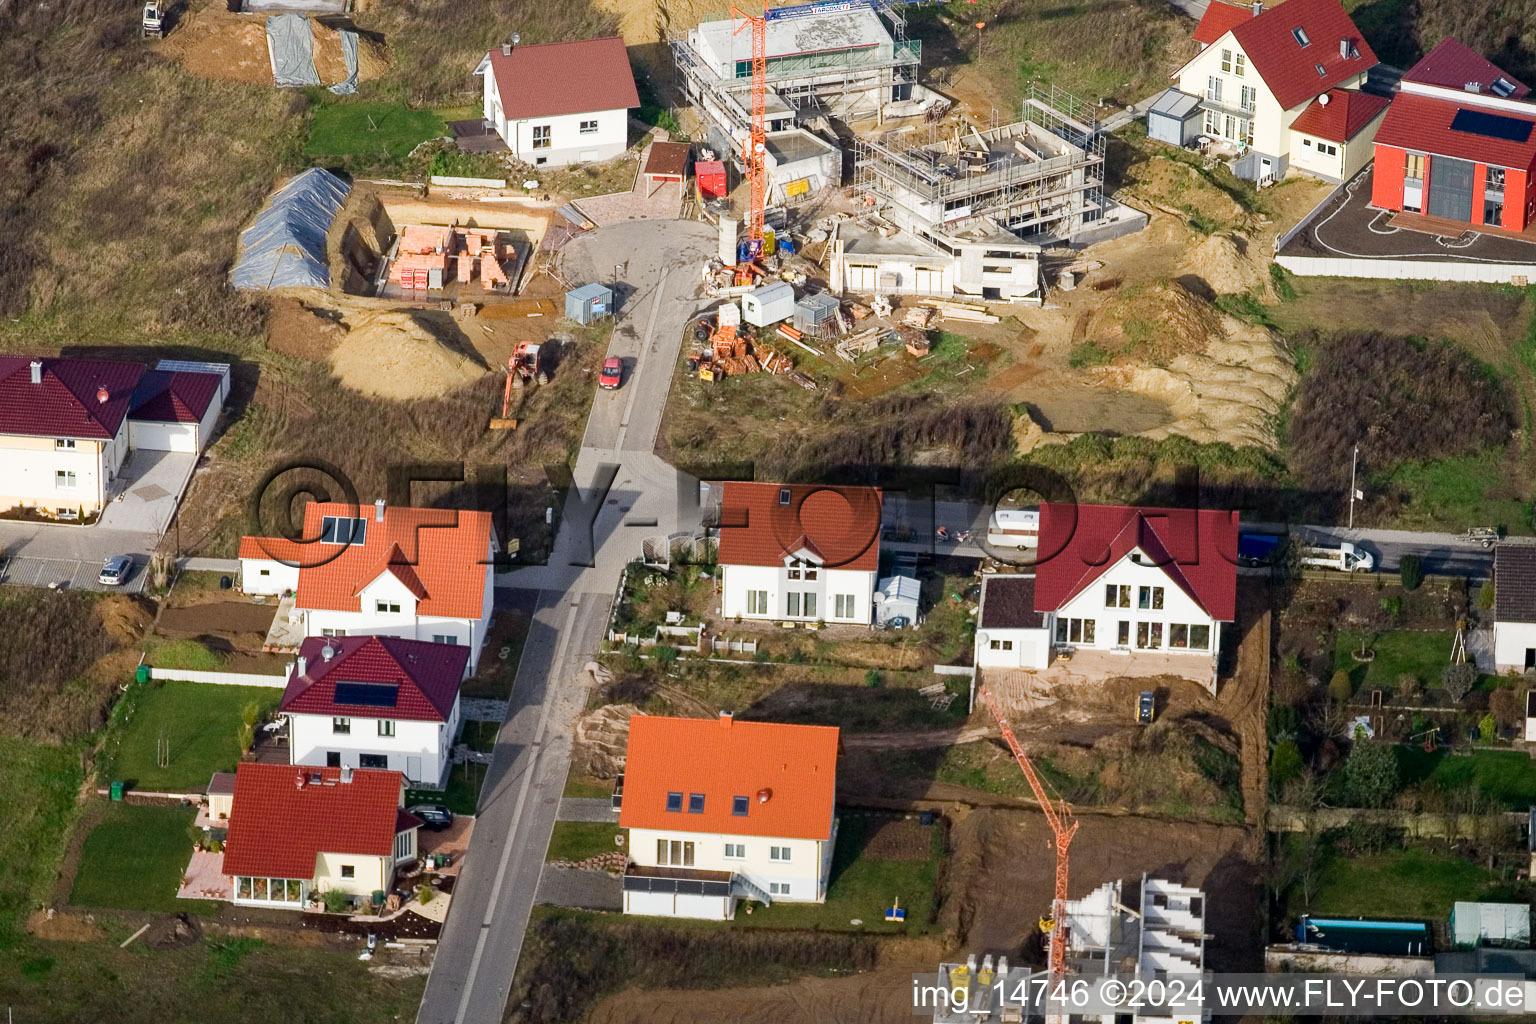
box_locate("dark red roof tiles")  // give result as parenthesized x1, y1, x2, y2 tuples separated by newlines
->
(1033, 504, 1240, 621)
(222, 763, 407, 880)
(716, 482, 881, 572)
(1229, 0, 1375, 110)
(482, 37, 640, 121)
(0, 356, 145, 440)
(280, 635, 468, 722)
(1289, 88, 1389, 141)
(1375, 91, 1536, 170)
(1193, 1, 1254, 46)
(1403, 38, 1529, 98)
(129, 369, 221, 424)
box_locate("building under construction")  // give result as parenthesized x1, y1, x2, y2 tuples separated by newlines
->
(854, 87, 1127, 247)
(673, 0, 938, 154)
(1060, 874, 1212, 1024)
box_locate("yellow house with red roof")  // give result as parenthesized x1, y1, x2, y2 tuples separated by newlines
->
(618, 713, 840, 920)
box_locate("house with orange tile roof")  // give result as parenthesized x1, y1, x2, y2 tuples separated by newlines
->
(1164, 0, 1383, 182)
(715, 482, 881, 625)
(618, 712, 840, 919)
(239, 499, 498, 674)
(220, 763, 421, 910)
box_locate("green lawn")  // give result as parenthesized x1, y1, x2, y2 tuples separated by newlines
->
(100, 680, 280, 792)
(1397, 747, 1536, 809)
(305, 102, 447, 158)
(0, 737, 83, 942)
(69, 803, 216, 914)
(143, 636, 227, 671)
(1335, 630, 1457, 695)
(733, 814, 943, 936)
(408, 760, 485, 817)
(563, 770, 613, 799)
(546, 821, 622, 863)
(1371, 454, 1534, 535)
(1311, 846, 1495, 919)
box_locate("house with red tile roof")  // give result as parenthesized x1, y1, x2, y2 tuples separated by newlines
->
(240, 499, 498, 674)
(1370, 40, 1536, 232)
(471, 36, 639, 167)
(715, 482, 881, 625)
(975, 504, 1239, 689)
(221, 762, 421, 910)
(281, 635, 470, 788)
(0, 356, 226, 518)
(618, 712, 840, 919)
(1166, 0, 1382, 182)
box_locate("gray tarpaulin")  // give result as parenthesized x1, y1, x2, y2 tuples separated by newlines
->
(266, 13, 321, 87)
(328, 27, 359, 95)
(231, 168, 350, 291)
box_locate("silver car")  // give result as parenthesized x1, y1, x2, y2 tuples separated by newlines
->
(98, 555, 132, 586)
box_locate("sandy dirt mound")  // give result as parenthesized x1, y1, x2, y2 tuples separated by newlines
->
(268, 297, 346, 361)
(1089, 320, 1297, 449)
(1120, 156, 1247, 231)
(328, 309, 484, 399)
(573, 703, 640, 778)
(326, 186, 396, 296)
(27, 909, 105, 942)
(1079, 281, 1225, 364)
(157, 4, 387, 87)
(95, 595, 153, 646)
(1177, 232, 1266, 296)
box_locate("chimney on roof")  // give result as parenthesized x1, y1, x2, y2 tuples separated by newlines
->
(340, 766, 354, 784)
(321, 643, 336, 662)
(96, 386, 109, 404)
(1251, 0, 1261, 14)
(296, 655, 308, 678)
(1466, 80, 1483, 93)
(28, 359, 42, 385)
(757, 787, 772, 804)
(501, 42, 511, 56)
(374, 498, 386, 522)
(719, 710, 733, 728)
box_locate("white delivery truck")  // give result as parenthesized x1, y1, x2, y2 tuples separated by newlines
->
(1298, 541, 1374, 573)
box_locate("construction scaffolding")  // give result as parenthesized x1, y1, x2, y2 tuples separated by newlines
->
(855, 84, 1107, 243)
(672, 0, 926, 142)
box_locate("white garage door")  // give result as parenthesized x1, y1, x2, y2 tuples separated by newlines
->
(129, 420, 197, 452)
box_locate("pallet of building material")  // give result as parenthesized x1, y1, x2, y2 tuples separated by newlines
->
(847, 302, 873, 320)
(789, 372, 818, 391)
(757, 347, 793, 374)
(903, 329, 932, 357)
(742, 355, 761, 373)
(776, 323, 802, 343)
(937, 308, 1000, 324)
(900, 306, 934, 329)
(918, 298, 992, 313)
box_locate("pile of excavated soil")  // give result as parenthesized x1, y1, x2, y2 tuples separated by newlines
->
(1079, 280, 1226, 364)
(1121, 155, 1247, 231)
(573, 703, 640, 778)
(158, 4, 388, 87)
(326, 187, 396, 295)
(268, 296, 346, 361)
(1177, 231, 1267, 297)
(95, 595, 153, 646)
(328, 309, 483, 399)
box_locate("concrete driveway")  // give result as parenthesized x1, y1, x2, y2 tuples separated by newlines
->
(99, 449, 198, 535)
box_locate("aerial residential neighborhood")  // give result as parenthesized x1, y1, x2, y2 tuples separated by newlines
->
(8, 0, 1536, 1021)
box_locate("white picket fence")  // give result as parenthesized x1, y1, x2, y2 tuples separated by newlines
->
(146, 666, 289, 688)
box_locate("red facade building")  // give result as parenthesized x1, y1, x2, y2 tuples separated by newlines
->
(1372, 39, 1536, 232)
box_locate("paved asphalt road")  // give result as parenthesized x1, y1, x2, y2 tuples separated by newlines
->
(415, 220, 713, 1024)
(886, 499, 1498, 578)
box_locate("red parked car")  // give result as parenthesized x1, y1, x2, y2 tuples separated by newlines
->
(599, 356, 623, 390)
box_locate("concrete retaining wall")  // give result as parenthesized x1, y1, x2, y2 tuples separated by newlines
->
(1277, 253, 1536, 285)
(429, 175, 508, 189)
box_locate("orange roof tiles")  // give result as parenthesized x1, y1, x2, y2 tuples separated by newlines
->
(222, 763, 407, 880)
(716, 482, 881, 572)
(239, 502, 493, 619)
(618, 714, 839, 840)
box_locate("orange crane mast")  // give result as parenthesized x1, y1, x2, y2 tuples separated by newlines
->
(730, 4, 768, 260)
(978, 684, 1078, 1024)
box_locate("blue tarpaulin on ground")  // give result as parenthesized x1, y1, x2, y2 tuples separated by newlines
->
(231, 168, 350, 291)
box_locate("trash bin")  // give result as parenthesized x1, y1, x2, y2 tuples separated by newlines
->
(110, 781, 124, 801)
(371, 890, 386, 908)
(136, 664, 150, 684)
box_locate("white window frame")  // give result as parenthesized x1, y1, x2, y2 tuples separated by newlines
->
(431, 634, 457, 644)
(376, 600, 401, 614)
(769, 846, 791, 862)
(333, 717, 351, 735)
(1219, 48, 1231, 73)
(532, 124, 552, 149)
(54, 438, 76, 450)
(579, 119, 599, 134)
(1205, 75, 1222, 103)
(55, 470, 77, 489)
(378, 720, 395, 737)
(1234, 53, 1246, 76)
(746, 590, 768, 615)
(769, 881, 792, 895)
(724, 843, 746, 860)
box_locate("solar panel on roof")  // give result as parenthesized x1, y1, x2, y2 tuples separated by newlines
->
(1450, 108, 1534, 143)
(333, 682, 399, 708)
